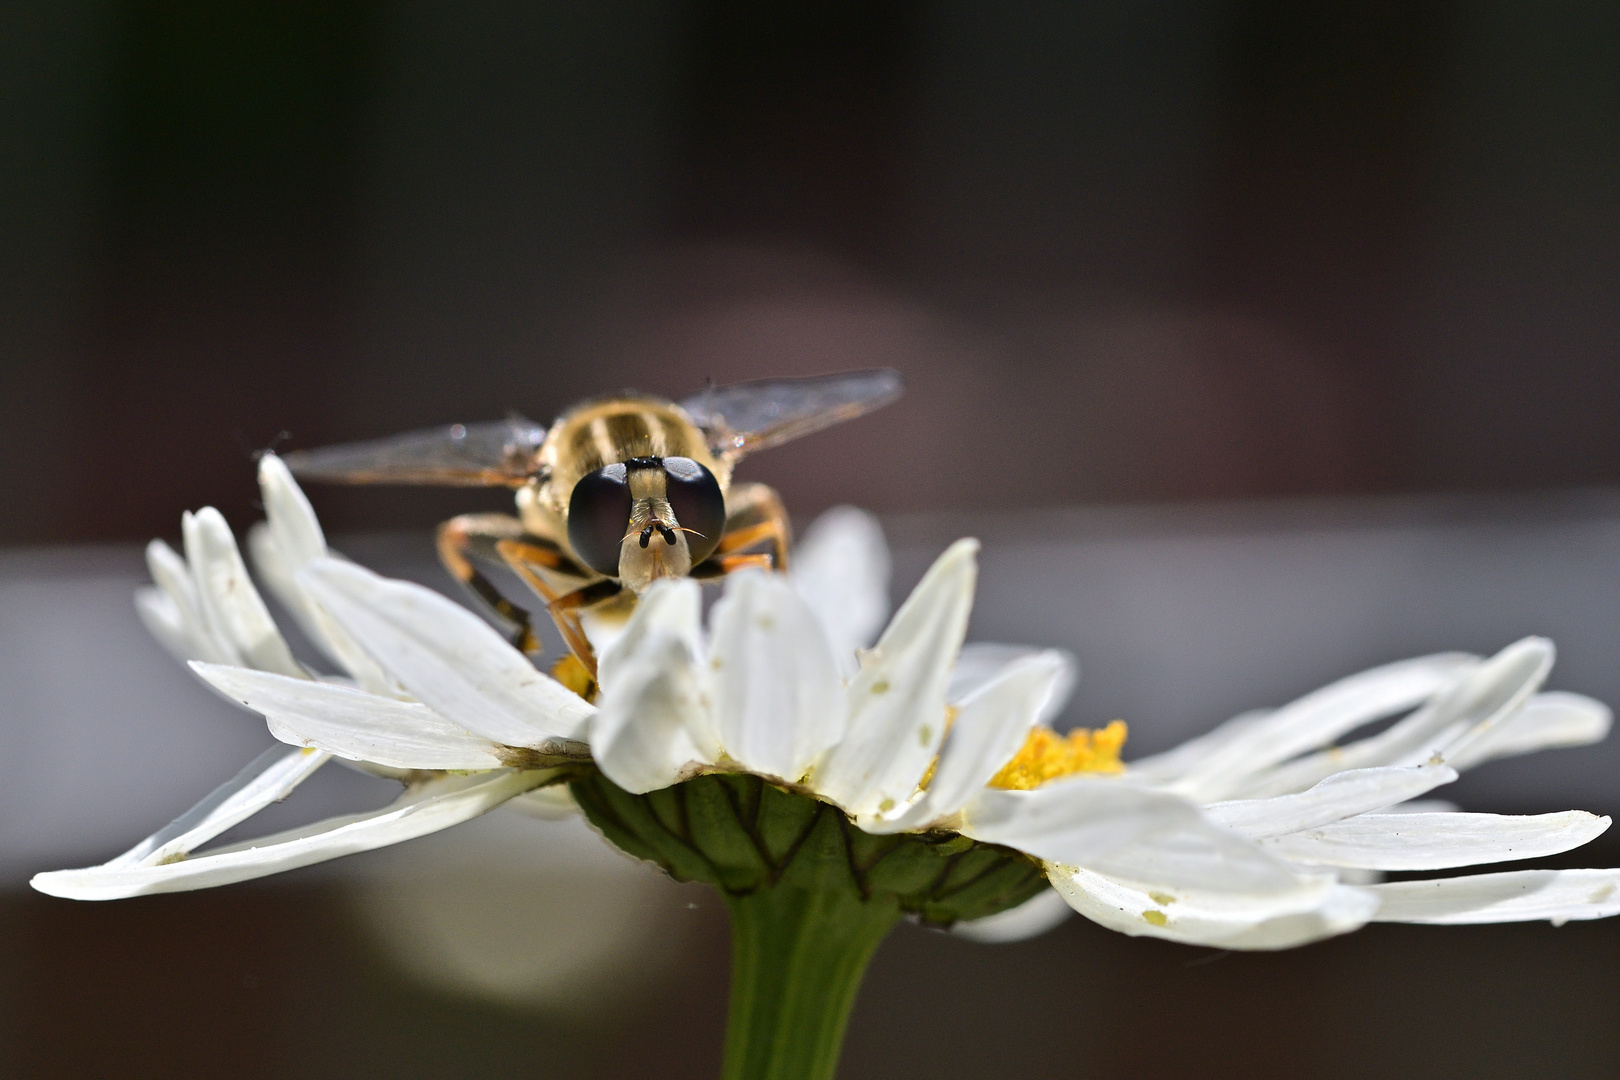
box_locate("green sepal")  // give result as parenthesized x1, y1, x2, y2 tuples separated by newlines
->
(569, 770, 1048, 926)
(570, 769, 1056, 1080)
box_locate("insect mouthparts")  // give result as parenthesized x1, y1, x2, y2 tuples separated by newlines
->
(637, 523, 678, 548)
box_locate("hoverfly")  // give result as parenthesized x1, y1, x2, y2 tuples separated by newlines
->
(284, 369, 902, 678)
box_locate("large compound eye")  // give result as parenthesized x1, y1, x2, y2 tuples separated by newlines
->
(662, 457, 725, 565)
(567, 463, 631, 576)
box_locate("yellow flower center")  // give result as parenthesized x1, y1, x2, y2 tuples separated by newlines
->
(988, 720, 1128, 790)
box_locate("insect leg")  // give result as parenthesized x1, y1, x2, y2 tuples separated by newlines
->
(542, 578, 625, 676)
(710, 481, 793, 570)
(437, 514, 550, 652)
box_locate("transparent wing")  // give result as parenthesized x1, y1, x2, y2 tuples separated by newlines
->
(679, 369, 903, 459)
(283, 417, 546, 488)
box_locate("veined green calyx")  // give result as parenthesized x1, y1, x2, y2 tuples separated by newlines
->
(571, 770, 1048, 923)
(570, 770, 1048, 1080)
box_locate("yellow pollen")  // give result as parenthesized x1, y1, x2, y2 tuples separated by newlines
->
(550, 654, 598, 703)
(913, 707, 958, 794)
(988, 720, 1128, 790)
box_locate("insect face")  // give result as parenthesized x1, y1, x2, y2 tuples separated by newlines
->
(567, 456, 725, 592)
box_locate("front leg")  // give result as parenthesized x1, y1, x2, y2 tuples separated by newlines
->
(539, 577, 625, 678)
(700, 481, 792, 573)
(437, 514, 551, 653)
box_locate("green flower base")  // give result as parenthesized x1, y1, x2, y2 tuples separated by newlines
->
(570, 771, 1048, 1080)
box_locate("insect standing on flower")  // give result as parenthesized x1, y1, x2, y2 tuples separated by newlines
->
(284, 369, 902, 677)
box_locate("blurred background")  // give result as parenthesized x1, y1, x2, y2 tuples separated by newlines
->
(4, 2, 1620, 1077)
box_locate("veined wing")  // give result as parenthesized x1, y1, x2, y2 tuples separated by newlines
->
(283, 417, 546, 488)
(679, 369, 903, 459)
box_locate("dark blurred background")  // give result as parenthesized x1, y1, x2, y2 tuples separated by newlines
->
(5, 1, 1618, 543)
(5, 3, 1620, 1077)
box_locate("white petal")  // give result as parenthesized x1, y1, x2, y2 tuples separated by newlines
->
(1124, 709, 1271, 783)
(259, 453, 326, 569)
(298, 558, 594, 745)
(967, 780, 1320, 898)
(790, 506, 890, 677)
(591, 632, 715, 794)
(249, 461, 399, 695)
(948, 643, 1076, 725)
(109, 743, 331, 868)
(1241, 639, 1555, 799)
(1204, 762, 1458, 839)
(1262, 810, 1610, 870)
(1369, 868, 1620, 924)
(950, 888, 1074, 943)
(708, 569, 846, 782)
(141, 539, 230, 663)
(1082, 812, 1312, 895)
(182, 507, 305, 678)
(1168, 653, 1475, 802)
(595, 577, 704, 698)
(813, 539, 977, 819)
(1050, 863, 1378, 949)
(31, 770, 547, 900)
(134, 585, 208, 665)
(1444, 691, 1612, 771)
(1438, 637, 1559, 763)
(192, 662, 511, 770)
(879, 650, 1071, 832)
(248, 523, 399, 695)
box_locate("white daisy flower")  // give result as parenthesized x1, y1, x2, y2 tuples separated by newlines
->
(33, 455, 1620, 963)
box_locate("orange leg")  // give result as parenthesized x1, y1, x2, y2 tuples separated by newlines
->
(438, 515, 548, 652)
(545, 579, 624, 677)
(713, 482, 792, 570)
(717, 553, 774, 573)
(493, 538, 616, 673)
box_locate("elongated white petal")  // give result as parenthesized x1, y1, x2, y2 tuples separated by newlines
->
(1241, 639, 1552, 799)
(1085, 815, 1313, 895)
(1263, 810, 1610, 870)
(596, 578, 704, 698)
(134, 585, 210, 665)
(249, 524, 399, 695)
(1445, 691, 1612, 772)
(1050, 863, 1378, 949)
(591, 632, 715, 794)
(298, 558, 593, 745)
(1125, 709, 1271, 783)
(790, 506, 890, 676)
(104, 743, 331, 869)
(32, 770, 547, 900)
(192, 662, 510, 770)
(971, 778, 1321, 897)
(709, 570, 845, 782)
(948, 643, 1076, 726)
(141, 539, 232, 663)
(813, 539, 977, 818)
(1169, 653, 1475, 802)
(878, 650, 1071, 832)
(146, 536, 204, 622)
(249, 455, 399, 693)
(259, 453, 326, 569)
(1438, 637, 1559, 763)
(1204, 763, 1458, 840)
(182, 507, 305, 678)
(1370, 869, 1620, 924)
(951, 888, 1074, 943)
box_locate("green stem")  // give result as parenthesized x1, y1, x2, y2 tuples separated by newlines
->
(721, 885, 902, 1080)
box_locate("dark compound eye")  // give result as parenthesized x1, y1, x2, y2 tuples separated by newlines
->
(567, 462, 631, 576)
(662, 456, 725, 565)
